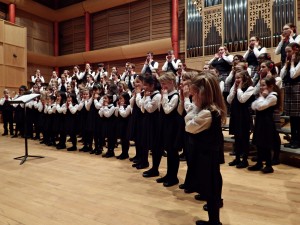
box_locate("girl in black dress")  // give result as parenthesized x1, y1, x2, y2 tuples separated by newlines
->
(156, 72, 182, 187)
(65, 93, 79, 151)
(55, 91, 67, 149)
(185, 72, 226, 225)
(99, 94, 117, 158)
(116, 92, 131, 160)
(128, 75, 144, 166)
(140, 74, 162, 177)
(249, 76, 281, 173)
(227, 70, 255, 168)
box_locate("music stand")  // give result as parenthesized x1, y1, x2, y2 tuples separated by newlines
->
(10, 93, 44, 165)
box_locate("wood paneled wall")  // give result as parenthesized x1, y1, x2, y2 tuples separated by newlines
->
(15, 9, 53, 56)
(59, 16, 85, 55)
(89, 0, 172, 53)
(0, 20, 27, 94)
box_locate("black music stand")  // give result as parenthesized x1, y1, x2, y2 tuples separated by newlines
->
(10, 93, 44, 165)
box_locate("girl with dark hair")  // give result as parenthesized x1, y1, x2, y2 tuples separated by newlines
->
(275, 23, 300, 66)
(227, 70, 255, 168)
(249, 76, 282, 173)
(55, 91, 67, 149)
(65, 93, 79, 151)
(129, 75, 144, 166)
(116, 92, 132, 160)
(280, 42, 300, 149)
(99, 94, 118, 158)
(139, 74, 162, 176)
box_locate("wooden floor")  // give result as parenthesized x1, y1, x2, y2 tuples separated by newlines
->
(0, 134, 299, 225)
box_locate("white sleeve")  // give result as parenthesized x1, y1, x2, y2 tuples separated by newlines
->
(185, 109, 212, 134)
(141, 64, 147, 74)
(253, 47, 266, 58)
(275, 40, 283, 55)
(162, 61, 168, 72)
(219, 81, 224, 93)
(243, 50, 250, 59)
(161, 94, 179, 114)
(69, 104, 78, 114)
(149, 62, 159, 72)
(77, 101, 84, 111)
(135, 93, 143, 109)
(103, 106, 116, 117)
(143, 94, 161, 113)
(289, 62, 300, 79)
(184, 97, 194, 113)
(237, 86, 254, 103)
(0, 98, 5, 105)
(98, 107, 104, 117)
(225, 71, 234, 85)
(77, 72, 85, 80)
(275, 77, 282, 89)
(280, 65, 287, 79)
(227, 86, 236, 104)
(222, 54, 233, 64)
(40, 76, 45, 83)
(119, 105, 131, 118)
(31, 76, 36, 83)
(251, 94, 277, 111)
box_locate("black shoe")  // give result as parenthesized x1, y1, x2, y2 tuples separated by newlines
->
(248, 163, 263, 171)
(142, 168, 159, 177)
(179, 184, 185, 189)
(132, 163, 139, 168)
(67, 146, 77, 151)
(251, 156, 257, 162)
(95, 149, 103, 155)
(117, 153, 129, 160)
(236, 160, 249, 168)
(203, 199, 223, 211)
(56, 145, 66, 150)
(290, 143, 299, 149)
(102, 151, 115, 158)
(133, 158, 140, 163)
(90, 149, 96, 154)
(156, 175, 168, 183)
(196, 220, 222, 225)
(79, 146, 87, 152)
(83, 147, 92, 153)
(284, 142, 292, 148)
(261, 166, 274, 174)
(2, 133, 8, 136)
(11, 134, 18, 138)
(272, 159, 280, 165)
(194, 194, 206, 201)
(163, 178, 179, 187)
(228, 159, 240, 166)
(136, 163, 149, 170)
(129, 156, 137, 162)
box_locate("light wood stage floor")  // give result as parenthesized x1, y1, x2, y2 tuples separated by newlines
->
(0, 135, 299, 225)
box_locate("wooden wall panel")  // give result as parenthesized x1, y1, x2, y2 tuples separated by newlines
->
(151, 0, 171, 40)
(3, 44, 26, 68)
(130, 0, 150, 44)
(178, 0, 185, 52)
(4, 66, 26, 88)
(108, 5, 130, 47)
(59, 16, 85, 55)
(0, 43, 3, 64)
(15, 9, 53, 55)
(92, 11, 108, 49)
(4, 23, 26, 47)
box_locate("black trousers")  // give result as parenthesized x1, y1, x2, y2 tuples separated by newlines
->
(2, 111, 13, 134)
(290, 116, 300, 143)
